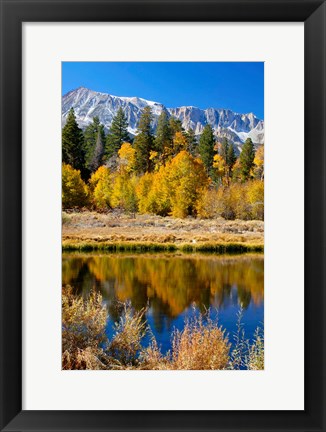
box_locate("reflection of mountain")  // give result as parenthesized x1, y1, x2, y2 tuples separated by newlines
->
(63, 253, 264, 330)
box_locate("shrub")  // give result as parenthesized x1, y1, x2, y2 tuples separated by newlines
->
(210, 181, 264, 221)
(171, 310, 230, 370)
(62, 288, 263, 371)
(216, 185, 237, 220)
(246, 180, 264, 220)
(246, 327, 264, 370)
(107, 302, 147, 367)
(62, 285, 108, 369)
(229, 309, 264, 370)
(196, 189, 220, 218)
(62, 163, 88, 209)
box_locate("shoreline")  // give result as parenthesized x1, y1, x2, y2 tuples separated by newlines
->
(62, 239, 263, 253)
(62, 211, 264, 253)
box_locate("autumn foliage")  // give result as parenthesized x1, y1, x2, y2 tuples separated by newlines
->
(62, 107, 264, 220)
(62, 163, 88, 209)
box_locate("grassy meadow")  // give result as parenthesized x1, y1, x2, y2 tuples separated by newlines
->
(62, 211, 264, 253)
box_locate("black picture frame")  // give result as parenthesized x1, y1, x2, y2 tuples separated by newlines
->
(0, 1, 325, 431)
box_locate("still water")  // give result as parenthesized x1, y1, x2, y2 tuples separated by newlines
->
(62, 252, 264, 352)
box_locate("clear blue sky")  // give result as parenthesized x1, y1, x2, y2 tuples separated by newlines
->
(62, 62, 264, 119)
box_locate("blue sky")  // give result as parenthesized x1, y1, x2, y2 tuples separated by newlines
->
(62, 62, 264, 119)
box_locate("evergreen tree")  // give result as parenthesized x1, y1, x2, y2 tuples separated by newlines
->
(227, 142, 237, 170)
(198, 124, 215, 175)
(106, 108, 130, 159)
(220, 138, 229, 164)
(62, 108, 85, 173)
(220, 138, 237, 185)
(185, 128, 197, 156)
(169, 117, 183, 135)
(134, 106, 154, 174)
(154, 110, 172, 154)
(83, 116, 106, 172)
(89, 130, 105, 172)
(240, 138, 255, 180)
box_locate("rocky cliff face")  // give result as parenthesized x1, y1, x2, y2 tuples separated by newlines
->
(62, 87, 264, 147)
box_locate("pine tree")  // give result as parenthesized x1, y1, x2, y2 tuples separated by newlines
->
(83, 116, 106, 172)
(198, 124, 215, 175)
(169, 117, 183, 135)
(89, 130, 104, 172)
(240, 138, 255, 181)
(185, 128, 197, 156)
(62, 108, 85, 173)
(219, 138, 237, 185)
(106, 108, 130, 159)
(220, 138, 229, 164)
(154, 110, 172, 154)
(227, 142, 237, 170)
(134, 106, 154, 174)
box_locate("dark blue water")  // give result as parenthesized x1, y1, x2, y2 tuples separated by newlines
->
(63, 252, 264, 353)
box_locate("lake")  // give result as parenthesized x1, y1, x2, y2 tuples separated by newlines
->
(62, 252, 264, 353)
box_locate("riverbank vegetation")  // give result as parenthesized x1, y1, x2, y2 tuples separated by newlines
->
(62, 211, 264, 252)
(62, 107, 264, 221)
(62, 285, 264, 370)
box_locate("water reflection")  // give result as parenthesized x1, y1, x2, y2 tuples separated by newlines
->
(63, 252, 264, 324)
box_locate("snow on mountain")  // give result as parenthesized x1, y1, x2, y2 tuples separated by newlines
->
(62, 87, 264, 146)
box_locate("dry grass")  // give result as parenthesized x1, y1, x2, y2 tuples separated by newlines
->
(246, 327, 264, 370)
(170, 311, 230, 370)
(107, 303, 147, 368)
(229, 309, 264, 370)
(62, 285, 108, 370)
(62, 210, 264, 252)
(62, 286, 264, 370)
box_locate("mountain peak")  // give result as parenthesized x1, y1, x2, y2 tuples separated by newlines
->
(62, 87, 264, 146)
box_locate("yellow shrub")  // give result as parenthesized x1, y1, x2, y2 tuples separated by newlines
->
(246, 180, 264, 220)
(171, 313, 230, 370)
(62, 286, 108, 370)
(214, 181, 264, 221)
(196, 189, 220, 218)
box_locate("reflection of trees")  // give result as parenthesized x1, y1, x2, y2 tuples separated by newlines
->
(62, 258, 101, 297)
(62, 253, 264, 331)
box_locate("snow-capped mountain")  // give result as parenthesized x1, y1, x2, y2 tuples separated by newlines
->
(62, 87, 264, 147)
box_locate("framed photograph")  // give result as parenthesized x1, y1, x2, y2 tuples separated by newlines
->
(0, 0, 325, 431)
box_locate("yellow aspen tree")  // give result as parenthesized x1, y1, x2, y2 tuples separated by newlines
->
(254, 144, 264, 181)
(62, 163, 89, 209)
(118, 142, 136, 173)
(166, 151, 210, 218)
(89, 166, 112, 210)
(172, 131, 188, 155)
(136, 172, 155, 213)
(213, 154, 227, 185)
